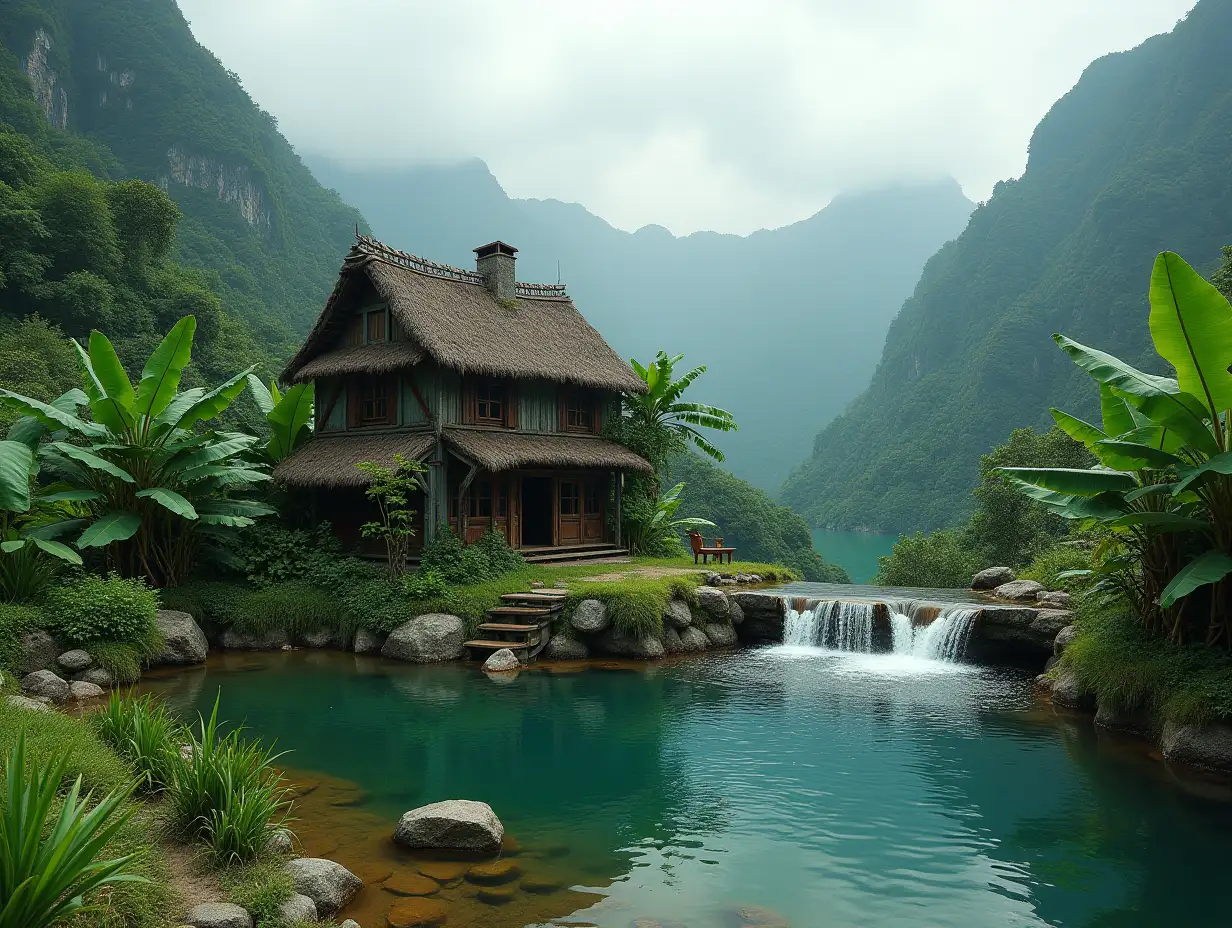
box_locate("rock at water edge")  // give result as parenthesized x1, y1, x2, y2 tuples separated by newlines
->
(972, 567, 1015, 590)
(299, 627, 337, 649)
(992, 579, 1045, 602)
(702, 623, 737, 647)
(544, 635, 588, 660)
(483, 648, 521, 672)
(57, 649, 93, 673)
(570, 599, 609, 634)
(1053, 624, 1079, 657)
(184, 902, 253, 928)
(352, 627, 384, 654)
(285, 858, 362, 917)
(1050, 671, 1094, 711)
(150, 610, 209, 665)
(76, 666, 115, 687)
(394, 799, 504, 854)
(69, 680, 104, 700)
(278, 893, 317, 923)
(662, 626, 684, 654)
(729, 600, 745, 625)
(382, 614, 465, 663)
(678, 626, 709, 652)
(220, 628, 289, 651)
(1161, 722, 1232, 774)
(662, 598, 694, 629)
(5, 694, 51, 712)
(21, 669, 69, 703)
(595, 629, 665, 659)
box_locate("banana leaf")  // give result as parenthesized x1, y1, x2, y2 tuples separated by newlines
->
(0, 441, 34, 513)
(133, 316, 196, 420)
(1159, 550, 1232, 609)
(999, 466, 1137, 496)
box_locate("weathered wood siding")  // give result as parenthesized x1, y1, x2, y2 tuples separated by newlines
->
(435, 367, 464, 425)
(518, 381, 560, 433)
(401, 369, 433, 427)
(318, 376, 346, 431)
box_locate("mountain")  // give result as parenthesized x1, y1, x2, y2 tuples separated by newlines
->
(782, 0, 1232, 533)
(0, 0, 364, 361)
(306, 155, 973, 492)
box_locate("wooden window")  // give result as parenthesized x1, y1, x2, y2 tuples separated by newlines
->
(468, 481, 493, 518)
(563, 391, 595, 433)
(584, 481, 601, 516)
(560, 480, 580, 516)
(476, 380, 505, 424)
(358, 379, 391, 425)
(365, 309, 386, 344)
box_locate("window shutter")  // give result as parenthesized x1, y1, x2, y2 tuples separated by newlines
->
(346, 378, 359, 428)
(505, 382, 519, 429)
(385, 375, 398, 425)
(463, 379, 477, 425)
(591, 395, 602, 434)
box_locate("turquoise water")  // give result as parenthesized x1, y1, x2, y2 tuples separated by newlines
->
(145, 650, 1232, 928)
(812, 528, 900, 583)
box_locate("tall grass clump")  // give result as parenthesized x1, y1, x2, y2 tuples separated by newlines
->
(168, 696, 292, 864)
(0, 733, 145, 928)
(93, 691, 183, 791)
(1018, 543, 1093, 592)
(232, 582, 351, 643)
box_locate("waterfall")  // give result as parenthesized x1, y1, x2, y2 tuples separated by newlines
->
(782, 599, 979, 663)
(782, 600, 875, 651)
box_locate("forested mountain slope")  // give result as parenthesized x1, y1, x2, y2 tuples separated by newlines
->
(782, 0, 1232, 533)
(0, 0, 363, 362)
(308, 156, 973, 492)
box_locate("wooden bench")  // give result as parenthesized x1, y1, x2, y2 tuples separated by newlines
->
(688, 531, 735, 565)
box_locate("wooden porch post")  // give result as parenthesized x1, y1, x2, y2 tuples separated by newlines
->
(457, 462, 478, 542)
(614, 470, 623, 548)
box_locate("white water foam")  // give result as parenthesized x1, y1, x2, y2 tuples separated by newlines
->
(780, 600, 979, 664)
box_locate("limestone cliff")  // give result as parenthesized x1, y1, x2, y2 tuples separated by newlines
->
(23, 28, 67, 129)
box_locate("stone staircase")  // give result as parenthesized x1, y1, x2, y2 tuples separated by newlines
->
(464, 590, 567, 661)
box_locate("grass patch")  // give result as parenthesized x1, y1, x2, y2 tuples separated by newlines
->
(0, 602, 41, 674)
(232, 582, 353, 642)
(1062, 598, 1232, 726)
(1018, 543, 1092, 592)
(217, 853, 294, 926)
(0, 697, 132, 794)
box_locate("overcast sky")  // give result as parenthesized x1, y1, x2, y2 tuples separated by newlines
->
(178, 0, 1196, 236)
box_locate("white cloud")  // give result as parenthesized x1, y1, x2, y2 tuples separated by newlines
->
(178, 0, 1196, 234)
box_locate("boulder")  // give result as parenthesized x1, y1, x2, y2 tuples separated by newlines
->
(972, 567, 1016, 590)
(1161, 722, 1232, 774)
(220, 627, 289, 651)
(595, 629, 666, 660)
(21, 669, 69, 703)
(340, 922, 361, 928)
(382, 615, 465, 663)
(570, 599, 610, 634)
(678, 626, 710, 653)
(704, 571, 722, 586)
(184, 902, 253, 928)
(1050, 670, 1095, 712)
(18, 629, 59, 675)
(483, 649, 521, 672)
(993, 579, 1045, 602)
(57, 649, 93, 673)
(352, 627, 384, 654)
(729, 600, 745, 625)
(702, 623, 737, 648)
(1037, 590, 1072, 609)
(731, 591, 785, 643)
(76, 666, 115, 687)
(5, 694, 51, 712)
(543, 635, 589, 660)
(285, 858, 362, 917)
(695, 587, 730, 622)
(150, 610, 209, 665)
(1053, 624, 1079, 657)
(661, 626, 685, 654)
(267, 828, 295, 854)
(300, 627, 337, 649)
(1094, 702, 1155, 737)
(278, 893, 317, 923)
(662, 598, 694, 629)
(393, 799, 504, 854)
(69, 680, 105, 701)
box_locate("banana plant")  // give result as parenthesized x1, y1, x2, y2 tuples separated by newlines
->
(0, 316, 274, 587)
(246, 375, 314, 463)
(625, 351, 737, 464)
(1001, 251, 1232, 646)
(625, 481, 717, 555)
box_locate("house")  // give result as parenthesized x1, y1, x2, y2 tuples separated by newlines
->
(275, 235, 653, 559)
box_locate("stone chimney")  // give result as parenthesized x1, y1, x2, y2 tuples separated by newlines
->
(474, 241, 518, 302)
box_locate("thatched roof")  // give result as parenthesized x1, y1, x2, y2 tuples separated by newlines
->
(274, 432, 435, 488)
(284, 236, 647, 394)
(290, 341, 425, 383)
(443, 428, 652, 473)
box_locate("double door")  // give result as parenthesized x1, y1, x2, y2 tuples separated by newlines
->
(556, 476, 604, 545)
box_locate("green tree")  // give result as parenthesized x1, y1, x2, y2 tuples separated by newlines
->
(622, 351, 737, 467)
(355, 453, 425, 579)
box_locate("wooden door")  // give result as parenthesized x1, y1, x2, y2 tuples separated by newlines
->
(558, 477, 581, 545)
(582, 478, 604, 542)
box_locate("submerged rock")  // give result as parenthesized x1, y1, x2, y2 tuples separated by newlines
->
(570, 599, 610, 634)
(1161, 722, 1232, 773)
(483, 648, 521, 672)
(57, 649, 93, 672)
(1095, 702, 1155, 737)
(19, 629, 59, 675)
(972, 567, 1015, 590)
(663, 597, 695, 629)
(678, 626, 710, 653)
(702, 623, 737, 648)
(21, 669, 69, 703)
(382, 614, 465, 663)
(394, 799, 504, 854)
(384, 872, 440, 896)
(184, 902, 253, 928)
(543, 635, 588, 660)
(466, 859, 521, 884)
(278, 893, 317, 923)
(992, 579, 1045, 602)
(151, 610, 209, 665)
(596, 628, 665, 659)
(352, 627, 385, 654)
(285, 858, 362, 917)
(386, 897, 447, 927)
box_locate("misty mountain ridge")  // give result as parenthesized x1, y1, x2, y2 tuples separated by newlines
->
(307, 153, 974, 491)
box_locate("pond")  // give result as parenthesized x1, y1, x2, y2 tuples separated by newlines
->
(811, 529, 899, 583)
(143, 649, 1232, 928)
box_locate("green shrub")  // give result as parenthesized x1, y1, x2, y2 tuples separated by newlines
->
(343, 579, 413, 635)
(93, 691, 183, 791)
(402, 567, 449, 600)
(1063, 599, 1232, 725)
(227, 522, 346, 586)
(875, 529, 981, 588)
(88, 641, 147, 686)
(419, 527, 524, 584)
(161, 580, 249, 627)
(43, 575, 160, 646)
(0, 604, 41, 674)
(1018, 543, 1092, 591)
(232, 582, 351, 641)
